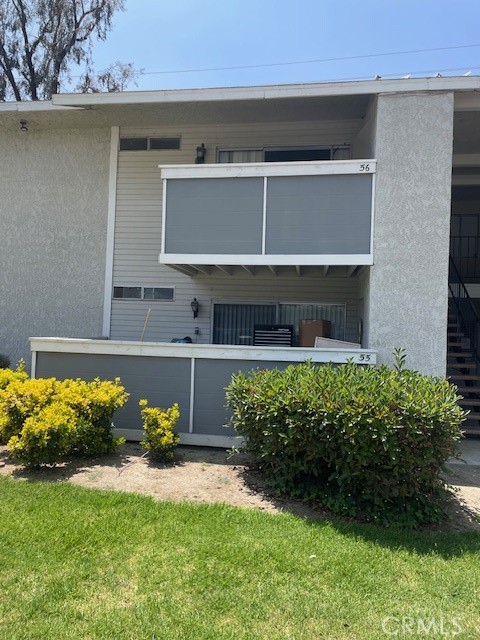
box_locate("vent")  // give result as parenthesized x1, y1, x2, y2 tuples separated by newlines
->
(119, 137, 181, 151)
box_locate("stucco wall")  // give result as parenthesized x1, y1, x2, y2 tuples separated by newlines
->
(0, 125, 111, 366)
(364, 92, 454, 375)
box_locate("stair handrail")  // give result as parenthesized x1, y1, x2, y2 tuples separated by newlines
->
(449, 255, 480, 367)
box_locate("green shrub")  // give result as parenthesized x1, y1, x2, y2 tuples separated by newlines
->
(139, 399, 180, 462)
(1, 375, 128, 466)
(226, 361, 464, 526)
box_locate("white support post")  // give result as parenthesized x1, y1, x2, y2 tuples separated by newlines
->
(102, 126, 120, 338)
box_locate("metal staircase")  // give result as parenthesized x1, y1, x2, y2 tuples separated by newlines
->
(448, 256, 480, 435)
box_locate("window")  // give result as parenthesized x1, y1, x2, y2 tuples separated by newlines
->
(119, 137, 181, 151)
(113, 286, 175, 301)
(212, 302, 345, 345)
(113, 286, 142, 299)
(218, 149, 263, 163)
(218, 146, 350, 163)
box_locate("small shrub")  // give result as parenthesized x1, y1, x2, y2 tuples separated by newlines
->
(140, 399, 180, 462)
(57, 378, 128, 455)
(0, 377, 56, 443)
(8, 403, 78, 467)
(1, 375, 128, 466)
(226, 361, 464, 526)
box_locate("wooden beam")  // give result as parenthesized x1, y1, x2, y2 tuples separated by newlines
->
(215, 264, 233, 276)
(322, 265, 330, 277)
(170, 264, 199, 277)
(346, 265, 357, 277)
(242, 265, 255, 276)
(268, 265, 278, 276)
(295, 265, 302, 277)
(193, 265, 212, 275)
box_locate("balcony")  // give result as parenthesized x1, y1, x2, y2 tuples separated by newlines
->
(159, 160, 376, 276)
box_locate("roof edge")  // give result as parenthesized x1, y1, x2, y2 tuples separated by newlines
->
(51, 75, 480, 108)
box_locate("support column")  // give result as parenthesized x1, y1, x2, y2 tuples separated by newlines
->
(363, 92, 454, 375)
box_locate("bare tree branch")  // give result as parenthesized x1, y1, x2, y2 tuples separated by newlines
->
(0, 0, 130, 101)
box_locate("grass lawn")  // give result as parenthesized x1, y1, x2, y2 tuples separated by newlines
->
(0, 477, 479, 639)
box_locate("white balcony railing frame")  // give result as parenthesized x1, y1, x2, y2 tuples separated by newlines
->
(159, 159, 376, 267)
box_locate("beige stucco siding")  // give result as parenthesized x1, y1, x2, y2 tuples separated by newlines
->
(364, 92, 454, 374)
(0, 126, 111, 365)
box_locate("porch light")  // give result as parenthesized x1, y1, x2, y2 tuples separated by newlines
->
(190, 298, 200, 318)
(20, 120, 28, 132)
(195, 143, 206, 164)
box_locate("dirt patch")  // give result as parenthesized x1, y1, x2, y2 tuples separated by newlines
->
(1, 443, 479, 531)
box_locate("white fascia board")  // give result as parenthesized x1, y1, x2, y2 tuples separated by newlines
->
(160, 159, 376, 179)
(29, 337, 377, 364)
(159, 254, 373, 266)
(51, 76, 480, 108)
(0, 101, 80, 112)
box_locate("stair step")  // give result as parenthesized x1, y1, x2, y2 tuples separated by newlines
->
(449, 374, 480, 380)
(447, 364, 476, 371)
(465, 412, 480, 420)
(456, 388, 480, 395)
(459, 399, 480, 406)
(447, 341, 465, 346)
(447, 332, 465, 338)
(447, 352, 474, 357)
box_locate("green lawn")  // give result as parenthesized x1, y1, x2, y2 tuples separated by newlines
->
(0, 477, 479, 639)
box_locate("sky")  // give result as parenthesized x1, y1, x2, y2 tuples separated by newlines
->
(89, 0, 480, 91)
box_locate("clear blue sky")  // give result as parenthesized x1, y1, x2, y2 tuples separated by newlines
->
(90, 0, 480, 90)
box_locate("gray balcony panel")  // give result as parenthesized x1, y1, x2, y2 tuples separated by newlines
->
(265, 175, 372, 254)
(165, 177, 263, 254)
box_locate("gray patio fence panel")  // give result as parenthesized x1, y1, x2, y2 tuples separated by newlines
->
(265, 174, 372, 254)
(34, 352, 191, 433)
(193, 359, 289, 435)
(165, 177, 264, 254)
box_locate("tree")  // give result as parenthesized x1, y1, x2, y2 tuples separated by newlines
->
(0, 0, 136, 101)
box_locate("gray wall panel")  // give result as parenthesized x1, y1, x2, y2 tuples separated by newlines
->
(193, 359, 289, 436)
(165, 178, 263, 254)
(35, 353, 191, 433)
(265, 175, 372, 254)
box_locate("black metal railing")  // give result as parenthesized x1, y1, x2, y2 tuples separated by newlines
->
(449, 255, 480, 368)
(450, 235, 480, 280)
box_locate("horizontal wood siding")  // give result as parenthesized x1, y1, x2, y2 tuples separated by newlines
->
(112, 119, 363, 343)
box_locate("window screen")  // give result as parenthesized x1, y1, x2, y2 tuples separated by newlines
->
(212, 302, 345, 345)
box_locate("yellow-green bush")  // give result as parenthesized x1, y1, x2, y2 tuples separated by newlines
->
(139, 399, 180, 462)
(0, 375, 128, 466)
(8, 403, 78, 466)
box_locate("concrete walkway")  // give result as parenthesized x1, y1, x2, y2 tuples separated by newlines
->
(450, 439, 480, 466)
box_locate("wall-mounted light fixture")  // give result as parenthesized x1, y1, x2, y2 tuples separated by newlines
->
(190, 297, 200, 318)
(20, 120, 28, 132)
(195, 143, 206, 164)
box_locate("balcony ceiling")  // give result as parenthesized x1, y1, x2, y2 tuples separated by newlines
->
(0, 94, 370, 131)
(167, 264, 365, 278)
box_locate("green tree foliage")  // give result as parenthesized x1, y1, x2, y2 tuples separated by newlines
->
(0, 0, 135, 100)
